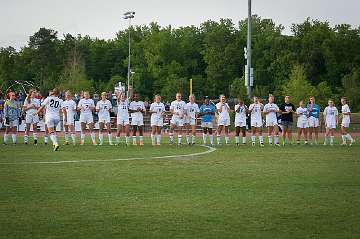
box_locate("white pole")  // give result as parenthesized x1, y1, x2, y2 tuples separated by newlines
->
(127, 18, 131, 99)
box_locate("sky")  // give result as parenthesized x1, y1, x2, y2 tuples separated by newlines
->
(0, 0, 359, 49)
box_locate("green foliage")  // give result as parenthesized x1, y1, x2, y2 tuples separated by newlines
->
(229, 77, 248, 100)
(0, 17, 359, 111)
(282, 64, 315, 105)
(342, 68, 360, 112)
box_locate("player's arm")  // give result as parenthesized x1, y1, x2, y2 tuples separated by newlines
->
(216, 104, 222, 113)
(77, 101, 82, 111)
(95, 102, 100, 112)
(34, 105, 45, 115)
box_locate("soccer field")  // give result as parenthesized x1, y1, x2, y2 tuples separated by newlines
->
(0, 139, 359, 239)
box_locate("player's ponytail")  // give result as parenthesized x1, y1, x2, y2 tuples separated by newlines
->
(52, 88, 60, 96)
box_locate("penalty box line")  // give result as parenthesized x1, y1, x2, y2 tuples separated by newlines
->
(0, 145, 217, 165)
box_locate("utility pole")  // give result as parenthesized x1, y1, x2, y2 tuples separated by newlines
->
(246, 0, 252, 98)
(123, 11, 135, 99)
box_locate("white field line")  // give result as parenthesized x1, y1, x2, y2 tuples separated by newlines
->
(0, 145, 216, 165)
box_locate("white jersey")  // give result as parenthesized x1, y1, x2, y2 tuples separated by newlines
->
(96, 100, 112, 118)
(249, 103, 263, 122)
(117, 100, 129, 118)
(296, 107, 309, 123)
(170, 100, 187, 117)
(341, 104, 351, 123)
(24, 98, 40, 115)
(78, 98, 95, 115)
(41, 96, 63, 119)
(216, 102, 230, 119)
(235, 104, 247, 123)
(129, 101, 145, 119)
(186, 102, 200, 120)
(150, 102, 165, 117)
(323, 106, 338, 125)
(62, 99, 77, 118)
(263, 103, 279, 123)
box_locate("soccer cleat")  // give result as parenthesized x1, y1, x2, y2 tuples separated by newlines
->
(92, 141, 97, 146)
(3, 142, 7, 145)
(64, 141, 69, 146)
(341, 142, 347, 146)
(156, 142, 161, 146)
(34, 139, 38, 145)
(53, 144, 59, 151)
(80, 140, 85, 146)
(132, 142, 137, 146)
(275, 143, 281, 147)
(350, 139, 355, 146)
(236, 143, 239, 146)
(99, 142, 103, 146)
(24, 142, 28, 145)
(252, 142, 255, 146)
(139, 141, 144, 146)
(260, 143, 265, 147)
(109, 142, 113, 146)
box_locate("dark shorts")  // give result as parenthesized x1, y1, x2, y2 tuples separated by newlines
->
(280, 121, 293, 127)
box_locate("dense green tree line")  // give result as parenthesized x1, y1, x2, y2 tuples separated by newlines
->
(0, 16, 360, 110)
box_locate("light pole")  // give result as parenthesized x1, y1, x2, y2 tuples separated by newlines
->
(123, 11, 135, 98)
(246, 0, 252, 98)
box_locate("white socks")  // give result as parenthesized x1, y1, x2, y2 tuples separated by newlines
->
(50, 133, 58, 145)
(178, 135, 182, 144)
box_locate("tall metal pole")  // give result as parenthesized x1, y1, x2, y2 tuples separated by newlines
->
(127, 18, 131, 99)
(246, 0, 252, 98)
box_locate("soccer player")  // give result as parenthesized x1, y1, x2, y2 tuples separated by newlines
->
(216, 95, 231, 145)
(61, 90, 77, 145)
(234, 99, 248, 146)
(199, 96, 216, 146)
(0, 92, 4, 129)
(249, 96, 264, 146)
(279, 95, 296, 145)
(340, 97, 355, 146)
(169, 93, 187, 145)
(185, 94, 200, 145)
(307, 96, 321, 144)
(129, 93, 145, 146)
(23, 89, 40, 145)
(116, 93, 130, 146)
(295, 100, 309, 145)
(3, 92, 21, 145)
(263, 94, 280, 146)
(149, 94, 166, 146)
(77, 91, 96, 145)
(34, 88, 63, 151)
(96, 92, 113, 145)
(323, 99, 338, 146)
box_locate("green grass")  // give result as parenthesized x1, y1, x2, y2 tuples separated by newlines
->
(0, 137, 359, 239)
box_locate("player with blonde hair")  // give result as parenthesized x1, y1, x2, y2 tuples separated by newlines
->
(216, 95, 231, 145)
(323, 99, 338, 146)
(340, 97, 355, 146)
(96, 92, 113, 145)
(23, 89, 40, 145)
(61, 90, 77, 145)
(185, 94, 200, 145)
(263, 94, 280, 146)
(149, 94, 165, 146)
(78, 91, 96, 145)
(249, 96, 264, 146)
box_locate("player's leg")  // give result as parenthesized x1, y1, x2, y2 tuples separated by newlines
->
(341, 126, 347, 145)
(241, 127, 247, 145)
(11, 126, 17, 144)
(125, 124, 130, 145)
(88, 122, 96, 145)
(185, 123, 190, 145)
(44, 124, 49, 145)
(251, 126, 256, 146)
(217, 125, 223, 145)
(296, 127, 301, 144)
(268, 126, 273, 145)
(24, 123, 31, 144)
(208, 127, 214, 146)
(177, 125, 183, 145)
(156, 126, 162, 145)
(98, 122, 105, 145)
(258, 127, 264, 146)
(69, 124, 76, 145)
(330, 128, 335, 146)
(224, 125, 230, 145)
(151, 125, 156, 146)
(106, 122, 113, 145)
(169, 124, 176, 144)
(3, 125, 10, 145)
(191, 124, 197, 145)
(202, 127, 208, 145)
(80, 122, 86, 145)
(132, 124, 138, 145)
(324, 128, 329, 145)
(287, 124, 293, 145)
(116, 124, 121, 145)
(274, 125, 280, 146)
(235, 126, 240, 145)
(304, 128, 308, 144)
(138, 125, 144, 146)
(282, 124, 288, 145)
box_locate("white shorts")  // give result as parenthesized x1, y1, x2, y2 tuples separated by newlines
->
(117, 116, 129, 126)
(151, 116, 164, 127)
(25, 114, 39, 124)
(297, 120, 309, 129)
(46, 117, 60, 128)
(98, 115, 111, 124)
(80, 114, 94, 124)
(308, 116, 319, 128)
(184, 118, 196, 126)
(341, 120, 350, 128)
(266, 119, 278, 127)
(325, 122, 336, 129)
(235, 120, 247, 128)
(251, 119, 263, 128)
(5, 119, 19, 127)
(201, 122, 213, 129)
(170, 116, 184, 127)
(218, 117, 230, 126)
(63, 115, 75, 126)
(131, 117, 144, 126)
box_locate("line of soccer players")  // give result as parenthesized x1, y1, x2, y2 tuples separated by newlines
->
(1, 88, 355, 150)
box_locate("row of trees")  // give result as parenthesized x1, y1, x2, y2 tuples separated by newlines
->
(0, 16, 360, 110)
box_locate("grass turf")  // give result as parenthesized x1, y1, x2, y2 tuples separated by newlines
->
(0, 137, 359, 239)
